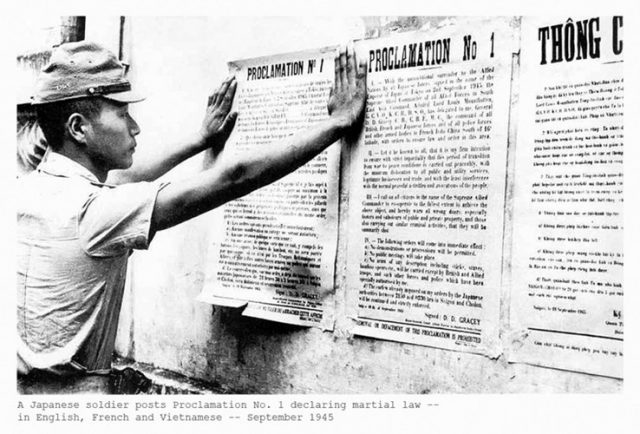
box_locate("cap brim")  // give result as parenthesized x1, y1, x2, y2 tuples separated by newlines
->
(102, 89, 146, 103)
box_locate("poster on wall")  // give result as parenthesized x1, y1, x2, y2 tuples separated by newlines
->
(199, 47, 341, 330)
(344, 17, 517, 357)
(508, 16, 624, 378)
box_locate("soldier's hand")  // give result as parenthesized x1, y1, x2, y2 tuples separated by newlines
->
(327, 44, 367, 132)
(200, 76, 238, 152)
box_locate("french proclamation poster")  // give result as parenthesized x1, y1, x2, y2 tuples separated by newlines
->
(346, 18, 517, 355)
(509, 16, 624, 378)
(199, 47, 341, 329)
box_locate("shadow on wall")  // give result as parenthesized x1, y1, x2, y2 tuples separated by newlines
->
(205, 306, 307, 393)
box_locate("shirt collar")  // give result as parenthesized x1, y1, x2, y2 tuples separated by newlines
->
(38, 152, 113, 187)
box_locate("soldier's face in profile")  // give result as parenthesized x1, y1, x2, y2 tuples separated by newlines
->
(84, 100, 141, 171)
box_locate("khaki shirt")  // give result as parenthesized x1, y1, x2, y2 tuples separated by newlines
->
(17, 152, 164, 375)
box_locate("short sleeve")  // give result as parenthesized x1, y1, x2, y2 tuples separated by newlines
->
(78, 182, 167, 257)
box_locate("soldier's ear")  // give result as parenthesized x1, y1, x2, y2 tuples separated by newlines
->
(67, 113, 90, 145)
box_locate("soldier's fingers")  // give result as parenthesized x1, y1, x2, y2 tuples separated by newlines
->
(356, 56, 367, 97)
(334, 51, 342, 89)
(209, 76, 233, 105)
(208, 84, 223, 107)
(339, 46, 348, 89)
(356, 56, 367, 80)
(219, 79, 237, 112)
(346, 44, 356, 86)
